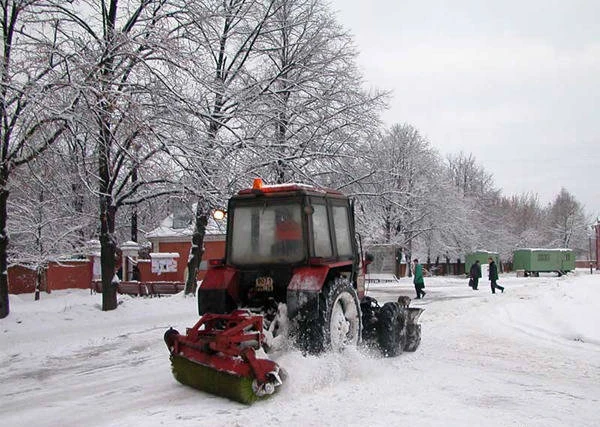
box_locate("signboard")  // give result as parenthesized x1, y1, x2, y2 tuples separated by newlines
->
(150, 253, 179, 274)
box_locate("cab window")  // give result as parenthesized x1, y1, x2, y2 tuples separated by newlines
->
(230, 202, 304, 264)
(312, 204, 332, 257)
(332, 205, 352, 257)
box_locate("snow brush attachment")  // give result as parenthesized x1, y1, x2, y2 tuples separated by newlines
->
(164, 310, 284, 404)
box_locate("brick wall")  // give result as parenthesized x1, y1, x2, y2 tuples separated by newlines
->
(7, 265, 37, 294)
(47, 261, 92, 291)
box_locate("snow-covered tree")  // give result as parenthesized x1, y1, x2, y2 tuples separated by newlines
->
(491, 192, 546, 257)
(446, 151, 497, 200)
(7, 142, 96, 265)
(161, 0, 282, 294)
(544, 188, 589, 251)
(417, 168, 472, 262)
(0, 1, 77, 318)
(247, 0, 386, 186)
(359, 124, 440, 267)
(50, 1, 193, 310)
(440, 151, 508, 258)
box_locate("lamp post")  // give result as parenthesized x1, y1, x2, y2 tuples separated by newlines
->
(589, 235, 593, 275)
(592, 219, 600, 272)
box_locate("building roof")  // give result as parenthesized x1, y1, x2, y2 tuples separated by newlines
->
(146, 211, 226, 240)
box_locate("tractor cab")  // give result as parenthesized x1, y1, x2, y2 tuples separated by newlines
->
(227, 198, 305, 265)
(227, 179, 357, 267)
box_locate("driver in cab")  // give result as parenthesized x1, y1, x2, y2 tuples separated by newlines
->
(274, 208, 302, 258)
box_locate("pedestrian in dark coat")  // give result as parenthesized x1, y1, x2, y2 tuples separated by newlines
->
(413, 258, 426, 299)
(469, 260, 482, 290)
(488, 257, 504, 294)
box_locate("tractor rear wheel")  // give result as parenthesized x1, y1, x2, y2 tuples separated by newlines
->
(377, 302, 406, 357)
(300, 277, 361, 354)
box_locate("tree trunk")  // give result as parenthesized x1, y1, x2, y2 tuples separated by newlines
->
(130, 166, 138, 242)
(131, 207, 138, 242)
(185, 198, 209, 295)
(97, 0, 118, 311)
(34, 266, 43, 301)
(274, 101, 290, 184)
(71, 173, 86, 245)
(98, 110, 117, 310)
(100, 202, 117, 311)
(406, 237, 413, 278)
(0, 183, 10, 318)
(395, 247, 403, 278)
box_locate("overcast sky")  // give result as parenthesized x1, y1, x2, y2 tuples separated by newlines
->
(329, 0, 600, 219)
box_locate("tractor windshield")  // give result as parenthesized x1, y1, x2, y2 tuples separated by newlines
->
(229, 201, 304, 265)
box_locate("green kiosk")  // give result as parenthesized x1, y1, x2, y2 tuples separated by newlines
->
(512, 248, 574, 276)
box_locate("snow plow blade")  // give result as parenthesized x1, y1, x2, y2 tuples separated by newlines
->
(407, 307, 424, 324)
(164, 311, 283, 405)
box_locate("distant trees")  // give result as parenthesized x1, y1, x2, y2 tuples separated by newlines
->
(358, 132, 592, 265)
(443, 151, 503, 256)
(7, 144, 96, 264)
(493, 193, 545, 255)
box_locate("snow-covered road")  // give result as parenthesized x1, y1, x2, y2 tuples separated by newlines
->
(1, 272, 599, 426)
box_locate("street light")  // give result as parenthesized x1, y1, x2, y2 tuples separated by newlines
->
(213, 209, 226, 221)
(589, 234, 593, 275)
(591, 220, 600, 273)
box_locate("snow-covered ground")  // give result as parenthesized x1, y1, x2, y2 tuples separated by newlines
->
(1, 271, 599, 427)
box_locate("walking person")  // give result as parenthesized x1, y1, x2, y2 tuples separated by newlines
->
(413, 258, 426, 299)
(469, 260, 481, 290)
(488, 257, 504, 294)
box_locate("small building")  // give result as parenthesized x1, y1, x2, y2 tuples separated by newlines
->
(145, 210, 226, 282)
(512, 248, 574, 276)
(465, 250, 499, 277)
(364, 244, 405, 282)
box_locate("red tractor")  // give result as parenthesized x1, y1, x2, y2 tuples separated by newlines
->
(165, 179, 423, 403)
